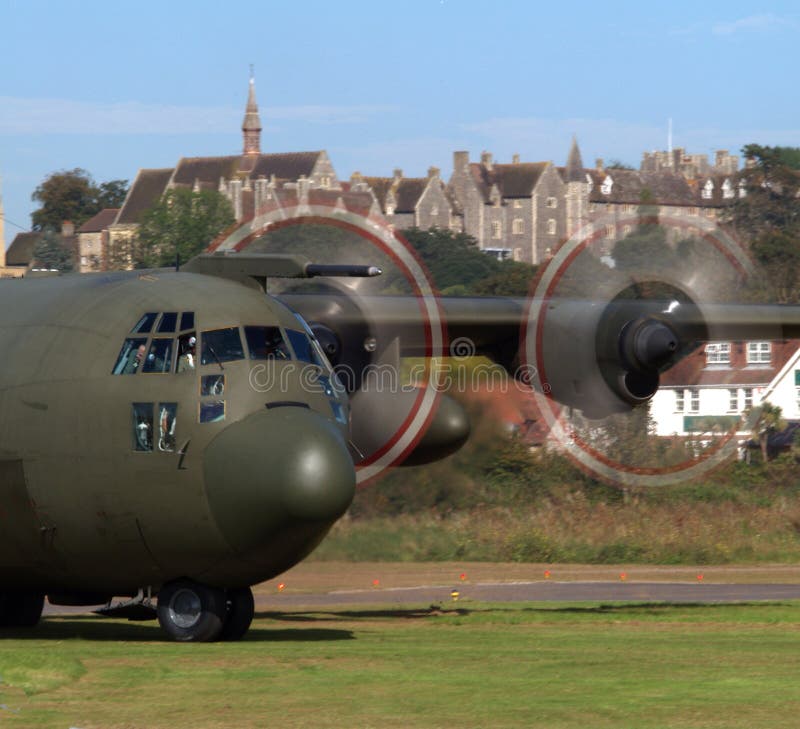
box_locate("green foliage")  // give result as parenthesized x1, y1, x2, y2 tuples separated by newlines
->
(472, 260, 537, 296)
(729, 144, 800, 302)
(400, 227, 502, 292)
(136, 188, 235, 268)
(31, 168, 128, 231)
(31, 229, 74, 272)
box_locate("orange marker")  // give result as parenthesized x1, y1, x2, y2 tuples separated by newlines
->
(278, 583, 285, 592)
(372, 579, 380, 588)
(460, 573, 467, 581)
(697, 574, 704, 582)
(544, 570, 551, 579)
(619, 572, 627, 581)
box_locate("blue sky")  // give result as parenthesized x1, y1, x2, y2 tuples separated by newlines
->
(1, 0, 799, 243)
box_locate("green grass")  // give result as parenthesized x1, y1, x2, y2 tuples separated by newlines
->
(1, 602, 800, 728)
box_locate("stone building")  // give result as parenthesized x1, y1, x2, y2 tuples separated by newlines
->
(104, 75, 362, 268)
(77, 208, 119, 272)
(447, 151, 567, 263)
(640, 148, 739, 178)
(350, 167, 454, 231)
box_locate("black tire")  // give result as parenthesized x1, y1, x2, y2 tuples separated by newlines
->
(157, 580, 226, 642)
(0, 592, 44, 628)
(220, 587, 255, 641)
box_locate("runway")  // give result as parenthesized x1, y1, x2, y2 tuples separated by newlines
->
(254, 580, 800, 609)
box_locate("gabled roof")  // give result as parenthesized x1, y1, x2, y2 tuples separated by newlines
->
(78, 208, 120, 233)
(585, 168, 698, 206)
(249, 151, 323, 181)
(394, 178, 427, 212)
(470, 162, 548, 201)
(171, 156, 241, 186)
(362, 177, 395, 209)
(6, 232, 41, 266)
(660, 340, 800, 387)
(116, 168, 174, 225)
(690, 173, 740, 207)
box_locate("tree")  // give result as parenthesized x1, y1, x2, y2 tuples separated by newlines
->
(31, 229, 74, 272)
(472, 260, 537, 297)
(400, 227, 503, 293)
(728, 145, 800, 302)
(31, 169, 129, 231)
(136, 188, 235, 268)
(747, 401, 785, 463)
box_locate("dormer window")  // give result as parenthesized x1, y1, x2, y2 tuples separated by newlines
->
(747, 341, 771, 365)
(739, 179, 747, 198)
(386, 204, 395, 216)
(702, 180, 714, 199)
(705, 342, 730, 365)
(722, 179, 734, 199)
(600, 175, 613, 195)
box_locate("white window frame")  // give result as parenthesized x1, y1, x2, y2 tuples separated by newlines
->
(512, 218, 524, 235)
(728, 389, 738, 413)
(491, 221, 502, 239)
(689, 388, 700, 413)
(675, 390, 685, 412)
(546, 196, 558, 209)
(547, 219, 557, 235)
(747, 341, 771, 364)
(743, 387, 753, 410)
(705, 342, 731, 365)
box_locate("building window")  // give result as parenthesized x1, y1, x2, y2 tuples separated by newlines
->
(547, 219, 557, 235)
(492, 221, 502, 239)
(796, 388, 800, 414)
(623, 225, 632, 237)
(702, 180, 713, 199)
(728, 389, 738, 413)
(546, 196, 557, 208)
(600, 175, 613, 195)
(743, 388, 753, 410)
(675, 390, 685, 412)
(513, 199, 522, 208)
(689, 388, 699, 413)
(431, 205, 439, 216)
(747, 341, 771, 364)
(722, 179, 734, 199)
(688, 206, 698, 216)
(705, 342, 730, 365)
(512, 218, 524, 235)
(605, 224, 615, 239)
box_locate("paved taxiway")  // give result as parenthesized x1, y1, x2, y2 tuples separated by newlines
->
(254, 581, 800, 609)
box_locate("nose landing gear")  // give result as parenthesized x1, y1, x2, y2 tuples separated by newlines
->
(156, 580, 255, 642)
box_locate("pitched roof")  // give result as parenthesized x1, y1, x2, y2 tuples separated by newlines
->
(362, 176, 395, 210)
(586, 169, 698, 206)
(249, 152, 322, 181)
(394, 178, 427, 212)
(171, 156, 241, 186)
(6, 232, 41, 266)
(78, 208, 120, 233)
(116, 168, 173, 224)
(490, 163, 548, 197)
(660, 340, 800, 387)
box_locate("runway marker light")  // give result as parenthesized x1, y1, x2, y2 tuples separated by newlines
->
(278, 583, 285, 592)
(697, 574, 704, 582)
(544, 570, 551, 579)
(372, 579, 380, 588)
(460, 573, 467, 581)
(619, 572, 627, 581)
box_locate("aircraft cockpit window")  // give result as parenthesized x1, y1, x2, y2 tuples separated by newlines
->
(244, 326, 291, 360)
(142, 339, 174, 374)
(199, 400, 225, 423)
(176, 332, 197, 372)
(132, 402, 154, 451)
(112, 338, 148, 375)
(131, 313, 158, 334)
(158, 403, 177, 452)
(180, 312, 195, 331)
(286, 329, 326, 369)
(201, 375, 225, 396)
(157, 312, 178, 333)
(201, 328, 244, 365)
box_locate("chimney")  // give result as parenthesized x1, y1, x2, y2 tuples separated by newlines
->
(453, 150, 469, 174)
(480, 151, 493, 170)
(427, 166, 440, 179)
(393, 168, 403, 181)
(595, 158, 604, 171)
(512, 153, 520, 164)
(61, 221, 75, 237)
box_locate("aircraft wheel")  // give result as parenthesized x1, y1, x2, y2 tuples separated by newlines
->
(220, 586, 255, 641)
(0, 592, 44, 628)
(157, 580, 226, 642)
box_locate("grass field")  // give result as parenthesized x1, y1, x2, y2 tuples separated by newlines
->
(2, 583, 800, 728)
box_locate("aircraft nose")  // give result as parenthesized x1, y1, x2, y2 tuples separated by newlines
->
(203, 407, 356, 555)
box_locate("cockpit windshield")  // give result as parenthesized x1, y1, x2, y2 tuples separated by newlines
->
(201, 327, 245, 365)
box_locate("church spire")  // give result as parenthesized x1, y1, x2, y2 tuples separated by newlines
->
(242, 67, 262, 155)
(565, 135, 585, 182)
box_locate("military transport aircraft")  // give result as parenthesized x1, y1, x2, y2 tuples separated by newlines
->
(1, 243, 798, 641)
